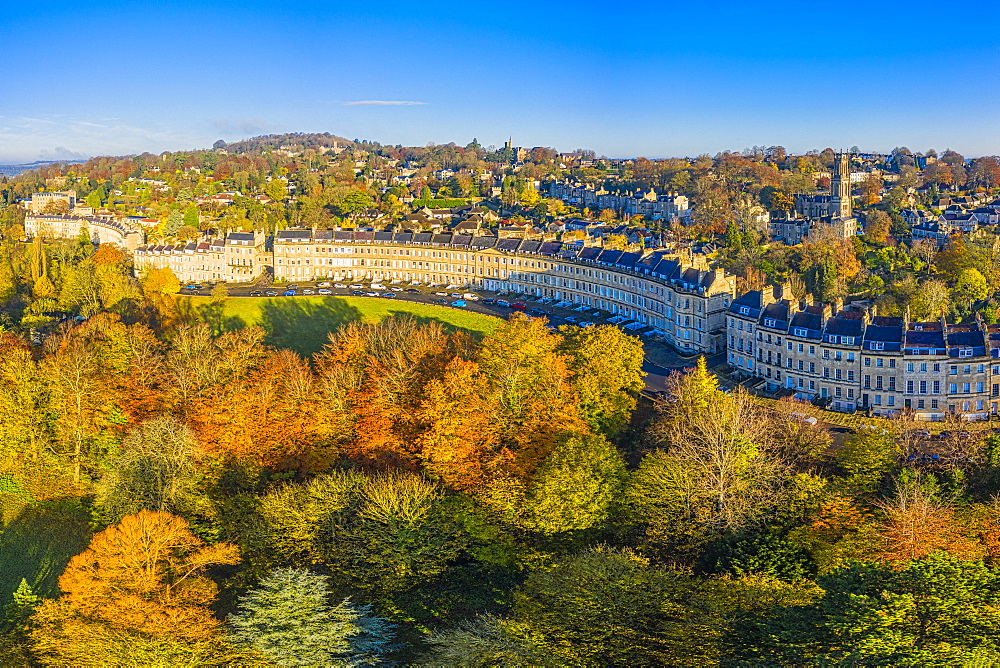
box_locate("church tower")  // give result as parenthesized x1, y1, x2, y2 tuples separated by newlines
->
(830, 152, 852, 218)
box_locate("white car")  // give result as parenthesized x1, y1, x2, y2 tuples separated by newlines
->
(317, 282, 331, 287)
(390, 286, 403, 291)
(434, 291, 447, 296)
(334, 283, 347, 289)
(302, 289, 315, 295)
(318, 288, 332, 295)
(365, 292, 377, 297)
(349, 284, 363, 289)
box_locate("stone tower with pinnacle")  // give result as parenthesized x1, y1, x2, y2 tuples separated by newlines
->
(830, 152, 852, 219)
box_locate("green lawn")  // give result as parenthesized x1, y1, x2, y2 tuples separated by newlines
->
(175, 295, 502, 356)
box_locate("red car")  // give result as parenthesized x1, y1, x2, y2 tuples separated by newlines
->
(511, 302, 526, 310)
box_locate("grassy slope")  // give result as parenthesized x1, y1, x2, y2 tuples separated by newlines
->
(175, 295, 501, 356)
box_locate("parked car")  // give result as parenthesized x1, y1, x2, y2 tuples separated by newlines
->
(564, 316, 578, 323)
(452, 300, 467, 307)
(390, 286, 403, 291)
(302, 289, 315, 295)
(405, 288, 419, 293)
(265, 291, 278, 296)
(250, 290, 262, 296)
(482, 298, 495, 304)
(511, 302, 526, 310)
(450, 293, 463, 298)
(335, 283, 348, 288)
(349, 284, 364, 289)
(496, 300, 511, 307)
(317, 282, 331, 287)
(287, 284, 299, 289)
(579, 321, 594, 327)
(352, 290, 364, 295)
(318, 288, 332, 295)
(383, 292, 396, 298)
(434, 291, 448, 296)
(789, 412, 819, 426)
(283, 290, 296, 296)
(365, 292, 377, 297)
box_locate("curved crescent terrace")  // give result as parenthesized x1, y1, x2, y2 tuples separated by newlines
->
(134, 229, 737, 354)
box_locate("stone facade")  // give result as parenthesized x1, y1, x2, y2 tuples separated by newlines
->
(728, 286, 999, 420)
(25, 214, 145, 250)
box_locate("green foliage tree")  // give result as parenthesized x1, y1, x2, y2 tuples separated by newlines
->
(734, 554, 1000, 664)
(164, 210, 184, 237)
(511, 547, 718, 665)
(522, 434, 627, 534)
(835, 429, 899, 492)
(335, 190, 374, 218)
(183, 204, 200, 228)
(227, 568, 394, 666)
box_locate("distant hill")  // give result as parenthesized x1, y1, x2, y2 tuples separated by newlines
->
(222, 132, 354, 154)
(0, 160, 84, 176)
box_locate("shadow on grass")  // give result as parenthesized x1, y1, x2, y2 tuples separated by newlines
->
(0, 498, 93, 600)
(384, 309, 491, 339)
(258, 297, 364, 357)
(179, 296, 495, 358)
(175, 298, 248, 336)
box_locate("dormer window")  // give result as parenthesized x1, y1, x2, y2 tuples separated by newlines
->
(794, 327, 807, 337)
(764, 318, 777, 328)
(871, 341, 885, 351)
(959, 348, 974, 357)
(842, 336, 854, 345)
(739, 306, 750, 315)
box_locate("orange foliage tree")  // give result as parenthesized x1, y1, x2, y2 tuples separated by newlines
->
(30, 510, 240, 664)
(190, 349, 337, 471)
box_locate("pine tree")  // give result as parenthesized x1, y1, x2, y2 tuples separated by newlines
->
(227, 568, 395, 666)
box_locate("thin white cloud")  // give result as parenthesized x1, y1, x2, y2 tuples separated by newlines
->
(341, 100, 427, 106)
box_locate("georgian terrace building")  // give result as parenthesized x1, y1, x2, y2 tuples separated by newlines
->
(133, 231, 268, 284)
(267, 229, 736, 354)
(26, 213, 145, 250)
(728, 286, 1000, 421)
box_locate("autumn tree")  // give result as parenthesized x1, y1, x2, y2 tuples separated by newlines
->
(97, 416, 199, 522)
(414, 358, 502, 490)
(477, 314, 585, 481)
(560, 324, 645, 439)
(521, 433, 627, 534)
(864, 209, 891, 245)
(30, 510, 240, 665)
(640, 361, 789, 538)
(873, 478, 981, 564)
(42, 341, 106, 482)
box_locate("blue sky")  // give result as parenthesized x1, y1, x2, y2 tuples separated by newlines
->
(2, 0, 998, 162)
